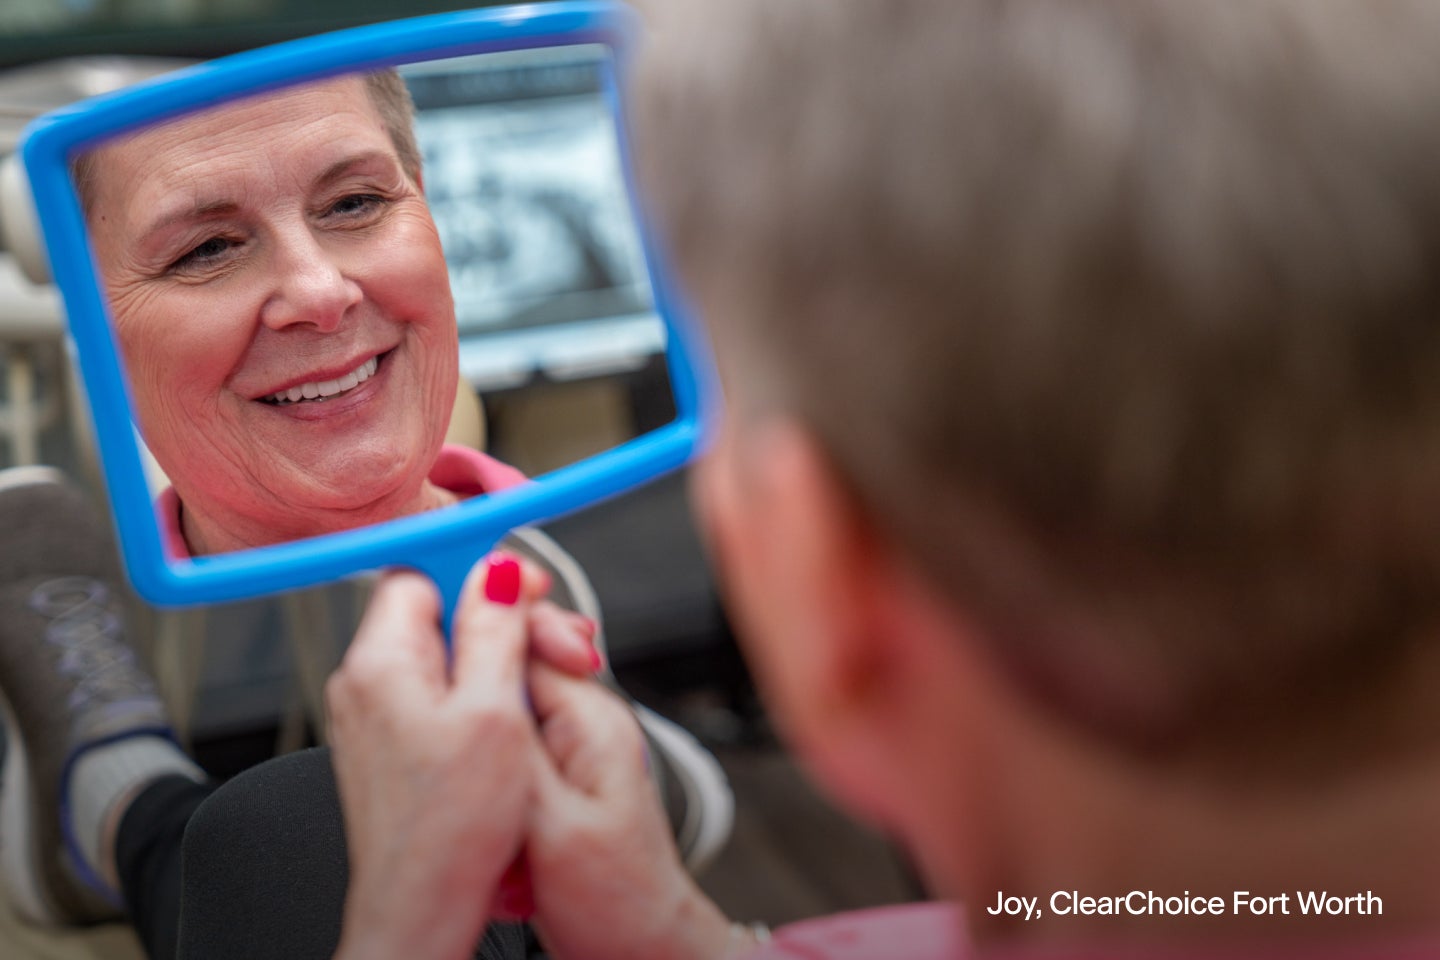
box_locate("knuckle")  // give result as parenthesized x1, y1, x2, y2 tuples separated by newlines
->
(565, 819, 611, 860)
(336, 651, 386, 694)
(375, 569, 433, 605)
(328, 643, 408, 714)
(452, 694, 529, 742)
(323, 672, 348, 710)
(540, 709, 583, 758)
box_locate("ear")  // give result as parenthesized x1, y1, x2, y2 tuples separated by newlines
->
(691, 415, 926, 829)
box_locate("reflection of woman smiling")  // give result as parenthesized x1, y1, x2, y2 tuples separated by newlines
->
(0, 61, 737, 960)
(80, 73, 490, 555)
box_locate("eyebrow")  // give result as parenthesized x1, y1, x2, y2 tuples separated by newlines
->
(136, 198, 241, 247)
(313, 150, 398, 190)
(134, 150, 401, 244)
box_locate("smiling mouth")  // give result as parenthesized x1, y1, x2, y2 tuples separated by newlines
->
(261, 354, 383, 406)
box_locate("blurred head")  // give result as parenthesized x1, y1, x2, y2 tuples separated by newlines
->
(636, 0, 1440, 925)
(82, 71, 458, 553)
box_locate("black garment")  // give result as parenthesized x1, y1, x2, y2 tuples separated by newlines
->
(115, 749, 531, 960)
(116, 774, 213, 960)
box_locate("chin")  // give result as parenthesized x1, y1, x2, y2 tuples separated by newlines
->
(316, 474, 425, 521)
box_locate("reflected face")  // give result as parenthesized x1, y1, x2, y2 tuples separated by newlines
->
(85, 76, 458, 552)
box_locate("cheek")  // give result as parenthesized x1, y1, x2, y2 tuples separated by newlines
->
(369, 230, 458, 402)
(112, 284, 254, 416)
(694, 447, 792, 699)
(374, 215, 454, 337)
(694, 432, 834, 757)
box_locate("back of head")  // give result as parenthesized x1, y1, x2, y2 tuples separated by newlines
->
(633, 0, 1440, 763)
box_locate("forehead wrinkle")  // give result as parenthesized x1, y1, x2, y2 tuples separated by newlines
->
(94, 76, 384, 233)
(129, 137, 398, 244)
(94, 125, 272, 245)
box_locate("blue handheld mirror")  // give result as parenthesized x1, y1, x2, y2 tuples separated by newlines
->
(14, 2, 716, 633)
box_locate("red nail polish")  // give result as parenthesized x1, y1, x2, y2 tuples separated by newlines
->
(484, 556, 521, 605)
(588, 644, 603, 673)
(497, 856, 534, 919)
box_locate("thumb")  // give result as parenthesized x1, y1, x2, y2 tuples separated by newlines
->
(449, 553, 535, 694)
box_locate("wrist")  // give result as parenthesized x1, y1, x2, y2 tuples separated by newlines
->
(649, 879, 736, 960)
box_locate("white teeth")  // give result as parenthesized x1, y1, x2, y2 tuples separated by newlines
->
(266, 355, 379, 405)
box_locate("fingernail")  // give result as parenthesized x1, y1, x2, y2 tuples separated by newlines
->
(497, 857, 535, 919)
(588, 644, 604, 673)
(484, 556, 522, 605)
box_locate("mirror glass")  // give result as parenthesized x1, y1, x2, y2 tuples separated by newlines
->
(69, 44, 672, 560)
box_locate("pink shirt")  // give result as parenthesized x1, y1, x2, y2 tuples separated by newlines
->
(157, 444, 528, 559)
(751, 903, 1440, 960)
(754, 904, 963, 960)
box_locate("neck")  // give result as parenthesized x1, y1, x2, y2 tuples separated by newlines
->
(180, 480, 458, 555)
(896, 621, 1440, 948)
(961, 731, 1440, 946)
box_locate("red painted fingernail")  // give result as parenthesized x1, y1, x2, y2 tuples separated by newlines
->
(484, 556, 522, 605)
(588, 644, 604, 673)
(497, 857, 535, 919)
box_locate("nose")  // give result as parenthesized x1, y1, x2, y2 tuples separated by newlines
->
(258, 226, 362, 332)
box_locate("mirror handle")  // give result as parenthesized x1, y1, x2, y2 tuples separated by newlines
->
(411, 536, 502, 651)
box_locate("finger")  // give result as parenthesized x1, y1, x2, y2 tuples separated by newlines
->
(528, 602, 601, 677)
(529, 663, 647, 797)
(516, 553, 554, 604)
(449, 552, 536, 694)
(334, 570, 448, 705)
(457, 550, 552, 613)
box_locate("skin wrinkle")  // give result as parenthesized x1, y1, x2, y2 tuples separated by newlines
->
(85, 76, 459, 554)
(134, 152, 404, 260)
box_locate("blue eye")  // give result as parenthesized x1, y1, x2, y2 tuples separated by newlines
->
(170, 235, 238, 271)
(329, 193, 384, 217)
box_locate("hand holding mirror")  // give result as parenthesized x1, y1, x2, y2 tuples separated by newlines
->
(11, 2, 715, 634)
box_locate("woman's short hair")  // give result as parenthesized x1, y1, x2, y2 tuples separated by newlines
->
(634, 0, 1440, 756)
(361, 69, 422, 184)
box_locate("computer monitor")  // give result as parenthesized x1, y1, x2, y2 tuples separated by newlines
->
(402, 45, 665, 392)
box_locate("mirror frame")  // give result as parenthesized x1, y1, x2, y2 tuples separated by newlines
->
(18, 1, 718, 618)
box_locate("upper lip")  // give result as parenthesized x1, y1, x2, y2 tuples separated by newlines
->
(249, 349, 388, 401)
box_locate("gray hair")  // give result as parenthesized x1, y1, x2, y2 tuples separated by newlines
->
(633, 0, 1440, 757)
